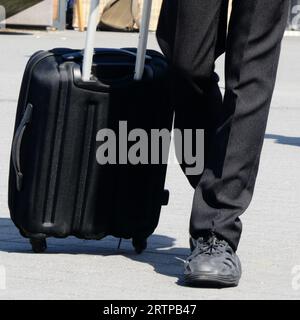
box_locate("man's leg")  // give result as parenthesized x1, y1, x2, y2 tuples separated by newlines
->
(190, 0, 290, 251)
(156, 0, 226, 188)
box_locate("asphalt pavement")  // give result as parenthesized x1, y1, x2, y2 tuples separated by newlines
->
(0, 30, 299, 300)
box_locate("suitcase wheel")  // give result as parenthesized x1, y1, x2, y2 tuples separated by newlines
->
(30, 238, 47, 253)
(132, 238, 147, 254)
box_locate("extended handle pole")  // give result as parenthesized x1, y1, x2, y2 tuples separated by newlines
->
(82, 0, 152, 82)
(134, 0, 152, 81)
(82, 0, 100, 81)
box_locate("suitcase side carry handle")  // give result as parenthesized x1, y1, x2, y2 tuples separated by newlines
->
(12, 104, 33, 191)
(82, 0, 153, 82)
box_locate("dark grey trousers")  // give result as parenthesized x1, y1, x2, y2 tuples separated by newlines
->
(156, 0, 290, 250)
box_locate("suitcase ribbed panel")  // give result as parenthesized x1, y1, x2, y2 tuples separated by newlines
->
(73, 103, 96, 232)
(43, 64, 70, 225)
(28, 57, 61, 231)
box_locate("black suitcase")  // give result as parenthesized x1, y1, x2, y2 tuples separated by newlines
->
(8, 0, 173, 254)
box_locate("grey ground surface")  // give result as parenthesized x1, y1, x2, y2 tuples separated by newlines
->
(0, 30, 299, 300)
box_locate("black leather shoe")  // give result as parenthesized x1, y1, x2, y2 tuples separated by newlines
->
(184, 234, 242, 288)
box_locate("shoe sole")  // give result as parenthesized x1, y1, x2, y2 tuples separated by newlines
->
(184, 273, 240, 288)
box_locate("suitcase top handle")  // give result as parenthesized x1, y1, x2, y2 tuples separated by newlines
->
(82, 0, 153, 82)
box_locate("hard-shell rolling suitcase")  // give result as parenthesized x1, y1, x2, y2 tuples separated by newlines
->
(8, 0, 173, 254)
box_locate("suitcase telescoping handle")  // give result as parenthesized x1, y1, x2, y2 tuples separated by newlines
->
(82, 0, 153, 82)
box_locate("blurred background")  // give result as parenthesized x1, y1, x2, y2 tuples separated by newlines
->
(0, 0, 299, 33)
(0, 0, 162, 32)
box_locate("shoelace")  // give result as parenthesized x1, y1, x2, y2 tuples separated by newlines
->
(186, 236, 227, 263)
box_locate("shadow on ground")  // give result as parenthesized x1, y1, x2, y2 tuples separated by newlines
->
(0, 218, 190, 284)
(265, 133, 300, 147)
